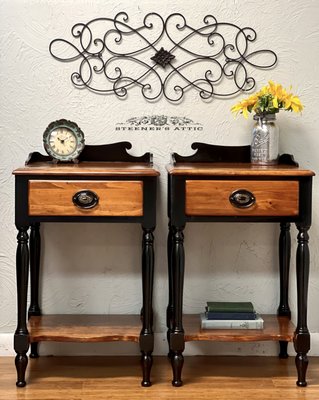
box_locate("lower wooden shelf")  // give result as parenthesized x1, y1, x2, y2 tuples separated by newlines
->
(28, 314, 142, 343)
(183, 314, 295, 342)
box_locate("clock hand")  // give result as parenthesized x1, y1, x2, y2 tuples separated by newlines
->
(63, 134, 75, 143)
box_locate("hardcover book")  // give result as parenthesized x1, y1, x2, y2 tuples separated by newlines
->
(200, 313, 264, 330)
(205, 311, 256, 320)
(206, 301, 255, 313)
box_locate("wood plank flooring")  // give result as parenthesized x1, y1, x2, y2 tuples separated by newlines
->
(1, 356, 319, 400)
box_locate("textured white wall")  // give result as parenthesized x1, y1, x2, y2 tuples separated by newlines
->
(1, 0, 319, 357)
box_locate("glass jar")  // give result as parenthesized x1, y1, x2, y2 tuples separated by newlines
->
(250, 114, 279, 165)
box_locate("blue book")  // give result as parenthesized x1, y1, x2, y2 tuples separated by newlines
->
(205, 311, 257, 320)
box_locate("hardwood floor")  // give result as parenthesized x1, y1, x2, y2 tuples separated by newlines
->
(1, 356, 319, 399)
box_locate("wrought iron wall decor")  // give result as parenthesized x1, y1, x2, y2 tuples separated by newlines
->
(49, 13, 277, 102)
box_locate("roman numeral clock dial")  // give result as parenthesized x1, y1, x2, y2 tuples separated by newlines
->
(43, 119, 85, 162)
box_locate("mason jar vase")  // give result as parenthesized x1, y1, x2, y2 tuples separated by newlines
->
(250, 114, 279, 165)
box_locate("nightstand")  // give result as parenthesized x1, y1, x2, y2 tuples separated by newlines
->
(166, 143, 314, 387)
(13, 142, 159, 387)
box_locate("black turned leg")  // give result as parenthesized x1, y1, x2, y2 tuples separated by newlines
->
(278, 222, 291, 359)
(140, 228, 154, 387)
(167, 222, 174, 358)
(170, 226, 185, 387)
(28, 223, 41, 358)
(141, 352, 153, 387)
(14, 226, 30, 387)
(294, 224, 310, 387)
(172, 351, 184, 386)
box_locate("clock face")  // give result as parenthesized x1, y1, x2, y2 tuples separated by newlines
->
(43, 120, 85, 161)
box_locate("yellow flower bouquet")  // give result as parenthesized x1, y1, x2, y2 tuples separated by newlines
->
(231, 81, 303, 119)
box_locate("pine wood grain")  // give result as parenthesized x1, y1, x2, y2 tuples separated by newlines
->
(183, 314, 295, 342)
(167, 163, 315, 176)
(28, 315, 141, 343)
(185, 180, 299, 216)
(13, 162, 160, 176)
(1, 356, 319, 399)
(28, 180, 143, 216)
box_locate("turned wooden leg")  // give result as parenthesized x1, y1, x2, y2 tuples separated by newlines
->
(140, 227, 154, 387)
(28, 223, 41, 358)
(171, 351, 184, 387)
(170, 226, 185, 387)
(14, 226, 30, 387)
(15, 353, 28, 388)
(141, 352, 153, 387)
(278, 222, 291, 359)
(167, 222, 174, 358)
(294, 224, 310, 387)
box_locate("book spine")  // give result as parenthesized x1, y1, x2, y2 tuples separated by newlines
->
(201, 316, 263, 330)
(206, 302, 254, 313)
(205, 311, 256, 320)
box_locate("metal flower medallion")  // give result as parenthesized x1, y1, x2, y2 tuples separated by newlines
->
(151, 47, 175, 68)
(49, 12, 278, 102)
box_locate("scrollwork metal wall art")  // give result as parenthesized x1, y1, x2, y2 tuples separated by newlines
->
(49, 12, 278, 102)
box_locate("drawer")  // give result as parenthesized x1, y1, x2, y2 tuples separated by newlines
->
(28, 180, 143, 216)
(185, 180, 299, 216)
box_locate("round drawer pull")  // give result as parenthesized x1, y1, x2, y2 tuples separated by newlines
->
(72, 190, 99, 209)
(229, 189, 256, 208)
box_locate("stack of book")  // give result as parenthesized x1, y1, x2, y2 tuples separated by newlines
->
(200, 301, 264, 330)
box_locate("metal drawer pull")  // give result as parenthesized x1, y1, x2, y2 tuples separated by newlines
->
(72, 190, 99, 209)
(229, 189, 256, 208)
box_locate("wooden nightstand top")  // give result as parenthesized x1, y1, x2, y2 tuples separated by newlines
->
(166, 162, 315, 177)
(13, 162, 160, 177)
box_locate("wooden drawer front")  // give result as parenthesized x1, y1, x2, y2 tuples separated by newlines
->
(29, 180, 143, 216)
(185, 180, 299, 216)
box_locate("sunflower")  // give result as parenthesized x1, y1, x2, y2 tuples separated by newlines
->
(231, 81, 303, 118)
